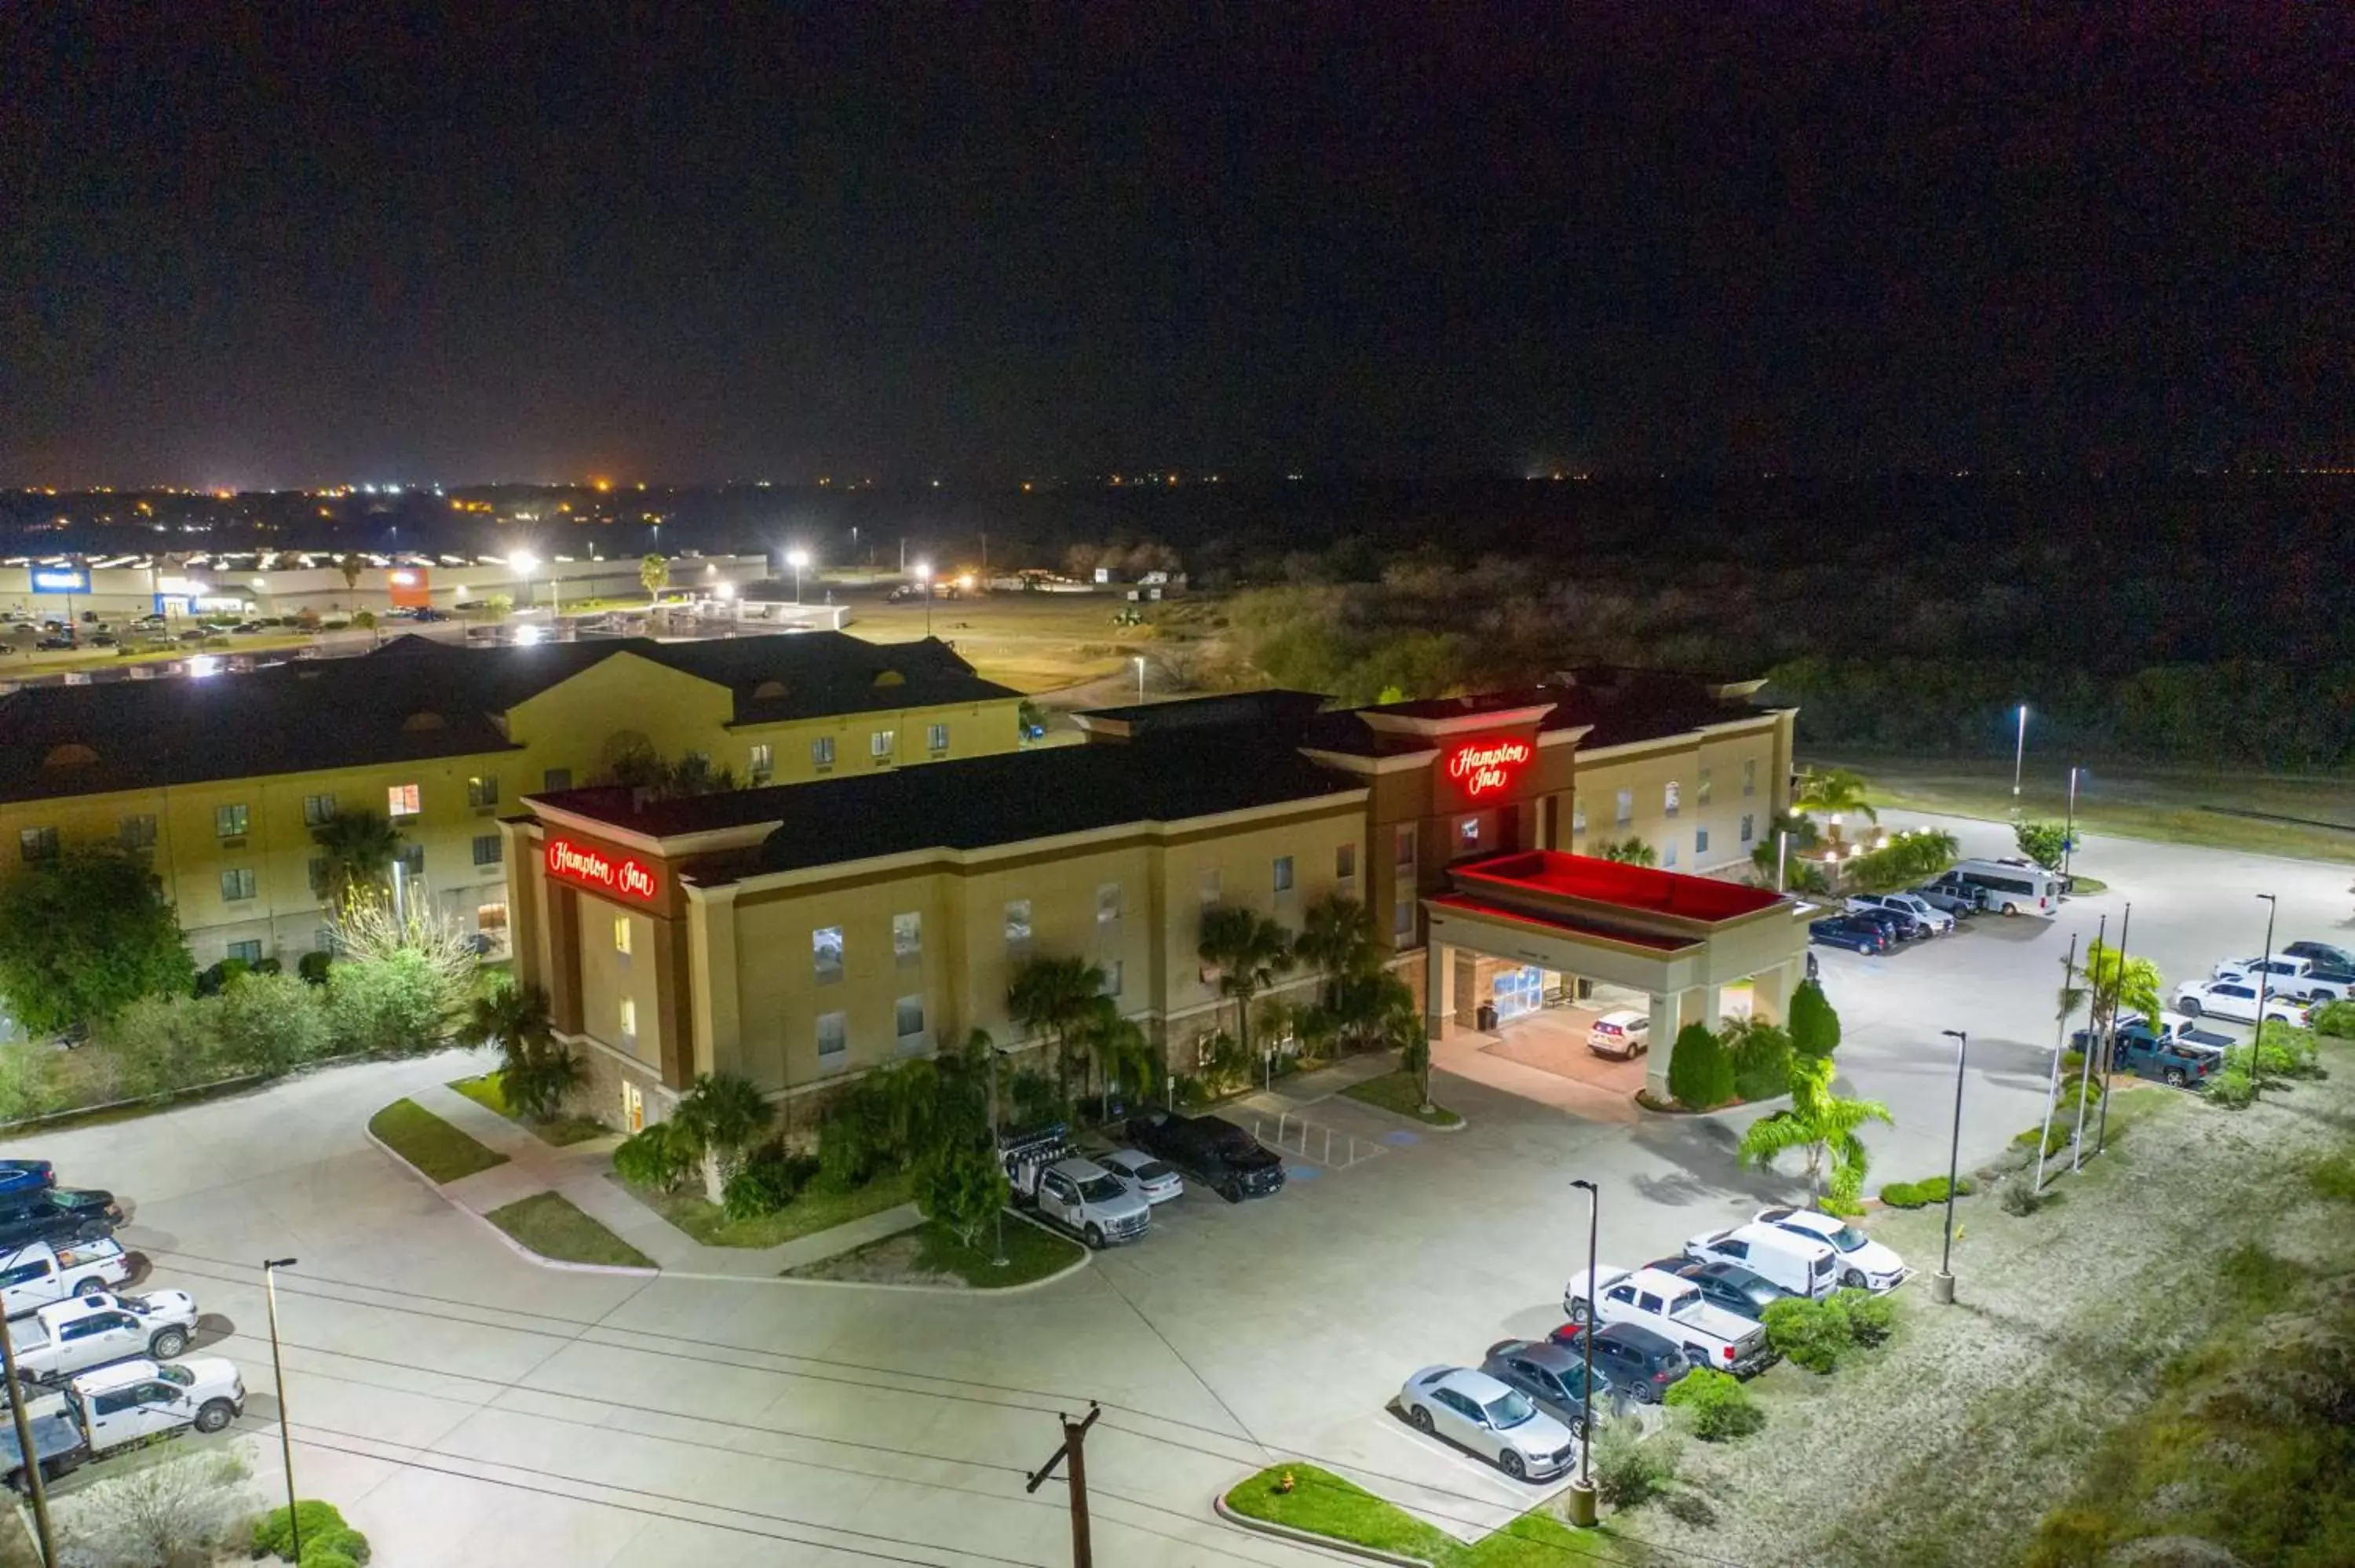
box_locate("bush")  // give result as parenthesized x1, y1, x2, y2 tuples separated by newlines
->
(214, 970, 334, 1075)
(54, 1447, 254, 1566)
(1666, 1022, 1735, 1110)
(1829, 1286, 1896, 1347)
(254, 1500, 349, 1560)
(1761, 1296, 1852, 1373)
(2248, 1022, 2322, 1079)
(352, 610, 377, 629)
(2001, 1180, 2051, 1216)
(2207, 1062, 2257, 1109)
(2312, 999, 2355, 1038)
(308, 1525, 372, 1563)
(298, 950, 335, 986)
(298, 1552, 359, 1568)
(1662, 1367, 1764, 1441)
(1726, 1018, 1794, 1102)
(2014, 1121, 2072, 1157)
(1788, 977, 1841, 1060)
(721, 1157, 805, 1220)
(1591, 1417, 1678, 1508)
(612, 1122, 697, 1191)
(1879, 1175, 1974, 1209)
(2310, 1150, 2355, 1203)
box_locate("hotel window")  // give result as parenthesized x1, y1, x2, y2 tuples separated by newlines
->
(119, 815, 157, 850)
(227, 939, 264, 965)
(1335, 843, 1356, 883)
(467, 775, 498, 808)
(895, 994, 926, 1047)
(221, 868, 257, 902)
(747, 743, 773, 784)
(301, 793, 337, 827)
(1102, 961, 1123, 997)
(1097, 882, 1123, 930)
(1663, 781, 1681, 819)
(476, 903, 509, 955)
(870, 729, 895, 762)
(1004, 899, 1032, 952)
(1197, 869, 1221, 907)
(1393, 893, 1415, 939)
(1614, 788, 1634, 826)
(387, 783, 420, 819)
(813, 925, 844, 982)
(816, 1011, 848, 1070)
(1660, 838, 1678, 868)
(216, 803, 249, 838)
(397, 844, 425, 877)
(927, 722, 949, 753)
(1740, 813, 1756, 844)
(472, 833, 502, 867)
(1272, 855, 1294, 894)
(313, 926, 336, 954)
(1698, 770, 1712, 806)
(1696, 827, 1711, 855)
(543, 768, 573, 792)
(812, 735, 836, 769)
(1394, 823, 1417, 868)
(893, 911, 922, 965)
(1743, 758, 1758, 797)
(618, 997, 637, 1040)
(1571, 797, 1587, 837)
(308, 857, 330, 898)
(17, 827, 57, 864)
(612, 917, 633, 956)
(1457, 815, 1484, 853)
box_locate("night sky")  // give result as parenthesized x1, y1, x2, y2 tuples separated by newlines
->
(3, 5, 2346, 487)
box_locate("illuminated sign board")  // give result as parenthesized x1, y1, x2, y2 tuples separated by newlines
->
(1444, 736, 1534, 799)
(545, 837, 660, 904)
(31, 567, 89, 594)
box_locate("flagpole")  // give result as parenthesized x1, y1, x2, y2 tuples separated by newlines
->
(2034, 932, 2078, 1196)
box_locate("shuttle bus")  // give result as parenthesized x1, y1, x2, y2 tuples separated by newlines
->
(1940, 859, 2065, 917)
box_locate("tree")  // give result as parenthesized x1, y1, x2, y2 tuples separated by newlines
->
(334, 553, 366, 594)
(1006, 954, 1111, 1101)
(0, 844, 195, 1034)
(920, 1140, 1010, 1251)
(1841, 830, 1960, 893)
(1722, 1016, 1795, 1103)
(1667, 1022, 1736, 1110)
(213, 970, 332, 1076)
(1294, 893, 1377, 1006)
(324, 888, 475, 1054)
(672, 1070, 774, 1203)
(1196, 905, 1295, 1063)
(640, 552, 670, 603)
(470, 979, 581, 1121)
(1787, 977, 1842, 1062)
(2057, 938, 2162, 1041)
(1590, 837, 1658, 866)
(56, 1447, 254, 1568)
(2014, 819, 2075, 871)
(480, 590, 514, 622)
(311, 809, 403, 903)
(1735, 1053, 1893, 1205)
(1793, 768, 1877, 824)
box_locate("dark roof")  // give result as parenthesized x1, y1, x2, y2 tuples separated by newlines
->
(0, 632, 1016, 804)
(1294, 673, 1769, 758)
(1075, 690, 1330, 736)
(530, 737, 1364, 873)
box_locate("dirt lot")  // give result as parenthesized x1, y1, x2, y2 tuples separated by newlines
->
(1626, 1049, 2353, 1568)
(849, 586, 1229, 698)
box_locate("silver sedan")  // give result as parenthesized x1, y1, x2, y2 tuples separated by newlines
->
(1397, 1365, 1579, 1482)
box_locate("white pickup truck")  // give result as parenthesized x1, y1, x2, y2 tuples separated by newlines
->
(13, 1291, 200, 1382)
(0, 1357, 244, 1492)
(2211, 955, 2353, 1004)
(1028, 1158, 1150, 1249)
(1, 1238, 134, 1319)
(1565, 1265, 1774, 1375)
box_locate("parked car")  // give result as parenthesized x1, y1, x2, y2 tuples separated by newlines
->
(86, 633, 116, 647)
(2072, 1022, 2221, 1089)
(1095, 1148, 1184, 1206)
(1639, 1257, 1791, 1322)
(0, 1162, 55, 1198)
(2211, 955, 2352, 1004)
(32, 637, 73, 651)
(2282, 941, 2354, 978)
(1563, 1265, 1773, 1373)
(1754, 1206, 1908, 1292)
(0, 1357, 244, 1492)
(0, 1188, 122, 1251)
(1, 1239, 134, 1318)
(1809, 914, 1889, 955)
(13, 1291, 201, 1381)
(2171, 978, 2310, 1026)
(1546, 1321, 1692, 1404)
(1914, 879, 1987, 916)
(1395, 1366, 1579, 1481)
(1584, 1010, 1650, 1059)
(1479, 1338, 1618, 1430)
(1122, 1109, 1285, 1202)
(1024, 1158, 1149, 1248)
(1683, 1223, 1838, 1299)
(1847, 892, 1955, 935)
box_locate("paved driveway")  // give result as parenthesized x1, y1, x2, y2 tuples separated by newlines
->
(7, 814, 2347, 1563)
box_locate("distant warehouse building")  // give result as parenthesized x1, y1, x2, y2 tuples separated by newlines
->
(0, 633, 1021, 972)
(503, 669, 1807, 1131)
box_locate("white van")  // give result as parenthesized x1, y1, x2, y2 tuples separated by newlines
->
(1944, 859, 2064, 917)
(1682, 1222, 1838, 1299)
(1586, 1011, 1651, 1060)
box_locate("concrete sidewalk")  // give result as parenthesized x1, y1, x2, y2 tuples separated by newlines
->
(411, 1080, 919, 1277)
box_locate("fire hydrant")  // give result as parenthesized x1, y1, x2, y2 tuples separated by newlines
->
(1275, 1470, 1296, 1495)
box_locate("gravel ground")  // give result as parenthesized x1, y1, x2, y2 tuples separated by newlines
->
(1626, 1056, 2353, 1568)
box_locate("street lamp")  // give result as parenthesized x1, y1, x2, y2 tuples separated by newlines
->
(2062, 765, 2080, 885)
(508, 550, 539, 616)
(2251, 893, 2278, 1103)
(786, 548, 810, 604)
(1565, 1178, 1600, 1528)
(262, 1258, 302, 1561)
(911, 560, 933, 638)
(2012, 705, 2028, 806)
(1933, 1031, 1967, 1304)
(1132, 655, 1145, 702)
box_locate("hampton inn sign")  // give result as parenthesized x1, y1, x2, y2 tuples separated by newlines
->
(545, 837, 661, 903)
(1445, 737, 1533, 798)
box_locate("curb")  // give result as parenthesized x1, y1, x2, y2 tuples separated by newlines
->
(365, 1125, 659, 1279)
(1212, 1491, 1436, 1568)
(1330, 1088, 1469, 1135)
(773, 1206, 1097, 1296)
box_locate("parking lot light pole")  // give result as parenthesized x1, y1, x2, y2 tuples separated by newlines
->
(787, 548, 809, 604)
(1566, 1178, 1600, 1528)
(2012, 705, 2028, 809)
(263, 1258, 301, 1560)
(2062, 766, 2080, 884)
(2251, 893, 2278, 1104)
(1933, 1031, 1967, 1304)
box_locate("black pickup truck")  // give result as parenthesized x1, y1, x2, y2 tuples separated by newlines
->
(1123, 1110, 1286, 1202)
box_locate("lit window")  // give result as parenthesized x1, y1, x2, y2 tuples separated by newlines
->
(472, 833, 502, 867)
(813, 925, 844, 982)
(812, 736, 836, 768)
(221, 868, 256, 902)
(1457, 816, 1483, 851)
(1743, 759, 1758, 797)
(1394, 824, 1417, 868)
(1393, 896, 1414, 939)
(1696, 827, 1710, 855)
(613, 917, 633, 955)
(215, 803, 249, 838)
(1097, 883, 1123, 928)
(870, 730, 895, 760)
(748, 743, 773, 783)
(893, 911, 922, 964)
(618, 997, 637, 1039)
(1740, 814, 1755, 844)
(1102, 961, 1123, 997)
(927, 722, 948, 753)
(18, 827, 57, 864)
(1197, 869, 1220, 906)
(467, 775, 498, 808)
(1614, 788, 1633, 826)
(301, 793, 337, 827)
(1272, 855, 1294, 893)
(119, 815, 157, 850)
(1697, 770, 1713, 807)
(1004, 899, 1032, 949)
(1663, 782, 1681, 819)
(1335, 844, 1356, 882)
(816, 1011, 848, 1068)
(895, 994, 926, 1041)
(387, 784, 420, 818)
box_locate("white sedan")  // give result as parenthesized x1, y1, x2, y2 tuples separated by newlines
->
(1754, 1205, 1908, 1293)
(1095, 1147, 1184, 1205)
(1397, 1365, 1580, 1482)
(2172, 979, 2310, 1027)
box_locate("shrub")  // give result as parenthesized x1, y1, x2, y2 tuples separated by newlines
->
(54, 1447, 254, 1566)
(721, 1158, 803, 1220)
(1788, 977, 1841, 1060)
(352, 610, 377, 629)
(2001, 1180, 2050, 1216)
(214, 970, 334, 1075)
(254, 1500, 349, 1560)
(309, 1525, 373, 1563)
(1820, 1193, 1866, 1218)
(1666, 1022, 1736, 1110)
(2311, 999, 2355, 1038)
(298, 950, 335, 986)
(2248, 1022, 2322, 1078)
(1761, 1296, 1852, 1373)
(612, 1122, 697, 1191)
(1726, 1018, 1794, 1102)
(1829, 1287, 1896, 1347)
(2311, 1150, 2355, 1203)
(298, 1552, 359, 1568)
(1591, 1417, 1678, 1508)
(1879, 1175, 1973, 1209)
(2207, 1063, 2257, 1109)
(919, 1140, 1012, 1249)
(2014, 1121, 2072, 1156)
(1662, 1368, 1764, 1441)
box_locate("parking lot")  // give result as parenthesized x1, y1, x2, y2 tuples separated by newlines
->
(9, 811, 2350, 1562)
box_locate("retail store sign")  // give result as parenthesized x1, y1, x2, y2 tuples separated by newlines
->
(546, 837, 659, 903)
(31, 567, 89, 594)
(1444, 736, 1532, 798)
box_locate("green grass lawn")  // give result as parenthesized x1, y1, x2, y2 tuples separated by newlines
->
(1341, 1070, 1462, 1127)
(447, 1074, 609, 1146)
(624, 1168, 915, 1248)
(484, 1191, 654, 1269)
(910, 1216, 1082, 1286)
(368, 1098, 509, 1183)
(1224, 1463, 1628, 1566)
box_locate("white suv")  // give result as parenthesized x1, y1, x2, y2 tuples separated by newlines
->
(1563, 1265, 1773, 1373)
(1846, 892, 1954, 935)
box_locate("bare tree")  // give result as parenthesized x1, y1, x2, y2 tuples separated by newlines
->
(57, 1448, 254, 1568)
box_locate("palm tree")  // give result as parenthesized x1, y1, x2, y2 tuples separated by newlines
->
(2058, 939, 2163, 1042)
(334, 553, 366, 596)
(1294, 893, 1376, 1006)
(640, 552, 670, 604)
(1735, 1055, 1893, 1208)
(1794, 767, 1878, 826)
(1006, 954, 1109, 1103)
(469, 981, 579, 1121)
(672, 1071, 773, 1203)
(1197, 906, 1295, 1065)
(1591, 837, 1659, 866)
(311, 809, 403, 902)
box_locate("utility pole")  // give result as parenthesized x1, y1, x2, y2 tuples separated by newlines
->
(1024, 1402, 1101, 1567)
(0, 1278, 57, 1567)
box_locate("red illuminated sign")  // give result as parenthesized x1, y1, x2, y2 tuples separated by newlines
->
(1445, 736, 1533, 798)
(545, 837, 659, 903)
